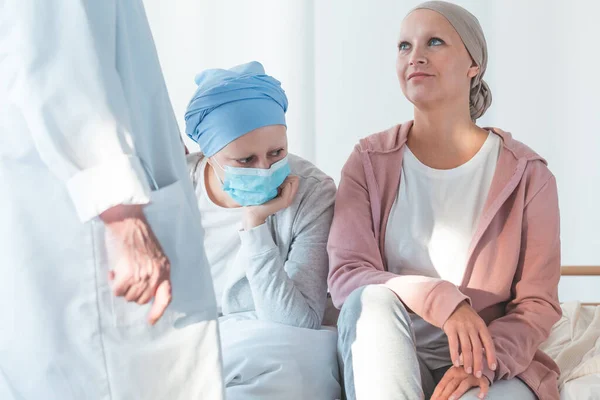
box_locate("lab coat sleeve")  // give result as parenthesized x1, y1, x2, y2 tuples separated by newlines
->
(1, 0, 151, 222)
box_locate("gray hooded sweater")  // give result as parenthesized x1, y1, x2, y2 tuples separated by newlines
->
(187, 153, 336, 329)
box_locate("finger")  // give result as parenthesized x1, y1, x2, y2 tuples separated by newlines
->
(125, 281, 149, 302)
(268, 181, 291, 204)
(148, 279, 172, 325)
(146, 260, 164, 290)
(431, 383, 442, 400)
(449, 379, 475, 400)
(447, 329, 461, 368)
(279, 179, 293, 198)
(111, 256, 136, 295)
(284, 184, 298, 206)
(459, 329, 473, 374)
(135, 258, 153, 284)
(124, 284, 141, 302)
(479, 326, 497, 371)
(284, 175, 299, 192)
(135, 279, 154, 305)
(108, 270, 115, 281)
(288, 176, 300, 198)
(112, 274, 134, 297)
(471, 330, 484, 378)
(278, 178, 298, 207)
(431, 369, 455, 400)
(137, 288, 154, 305)
(431, 379, 446, 400)
(477, 376, 490, 399)
(279, 175, 294, 188)
(440, 378, 462, 400)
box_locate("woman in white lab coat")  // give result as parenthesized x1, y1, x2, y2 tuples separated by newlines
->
(0, 1, 223, 399)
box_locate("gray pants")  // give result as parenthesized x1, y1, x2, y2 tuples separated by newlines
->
(337, 285, 537, 400)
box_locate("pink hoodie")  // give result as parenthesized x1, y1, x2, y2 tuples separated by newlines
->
(328, 121, 562, 399)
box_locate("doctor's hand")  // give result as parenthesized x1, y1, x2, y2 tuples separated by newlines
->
(431, 366, 490, 400)
(100, 204, 172, 325)
(242, 175, 300, 230)
(443, 301, 497, 379)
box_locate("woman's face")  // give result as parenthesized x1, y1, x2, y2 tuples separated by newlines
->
(210, 124, 288, 177)
(396, 9, 479, 111)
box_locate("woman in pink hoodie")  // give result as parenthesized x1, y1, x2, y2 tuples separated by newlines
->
(327, 2, 561, 400)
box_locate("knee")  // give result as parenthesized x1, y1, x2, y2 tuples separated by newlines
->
(337, 285, 408, 331)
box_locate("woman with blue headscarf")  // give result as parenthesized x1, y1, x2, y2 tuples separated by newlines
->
(185, 61, 341, 400)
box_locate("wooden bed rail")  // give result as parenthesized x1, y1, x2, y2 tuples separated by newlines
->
(561, 266, 600, 276)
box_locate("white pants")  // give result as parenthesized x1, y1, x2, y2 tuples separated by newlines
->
(337, 285, 537, 400)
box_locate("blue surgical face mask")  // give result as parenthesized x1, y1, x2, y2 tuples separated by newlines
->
(212, 156, 291, 206)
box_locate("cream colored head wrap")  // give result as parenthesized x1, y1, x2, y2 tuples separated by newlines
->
(410, 1, 492, 120)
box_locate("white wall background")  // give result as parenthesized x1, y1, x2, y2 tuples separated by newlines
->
(144, 0, 316, 160)
(144, 0, 600, 301)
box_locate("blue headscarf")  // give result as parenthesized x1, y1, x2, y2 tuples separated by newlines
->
(184, 61, 288, 156)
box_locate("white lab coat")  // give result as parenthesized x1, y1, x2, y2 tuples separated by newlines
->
(0, 1, 223, 399)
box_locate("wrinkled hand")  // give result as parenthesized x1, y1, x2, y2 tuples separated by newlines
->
(242, 175, 300, 230)
(431, 366, 490, 400)
(443, 301, 497, 378)
(100, 204, 172, 325)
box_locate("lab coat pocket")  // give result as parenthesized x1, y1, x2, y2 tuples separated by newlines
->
(95, 179, 216, 330)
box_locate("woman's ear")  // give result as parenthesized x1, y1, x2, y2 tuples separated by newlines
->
(468, 64, 480, 79)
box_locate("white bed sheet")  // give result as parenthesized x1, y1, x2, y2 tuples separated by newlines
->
(219, 314, 342, 400)
(541, 302, 600, 390)
(560, 374, 600, 400)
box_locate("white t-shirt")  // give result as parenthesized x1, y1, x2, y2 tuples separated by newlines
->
(196, 158, 244, 313)
(384, 131, 501, 369)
